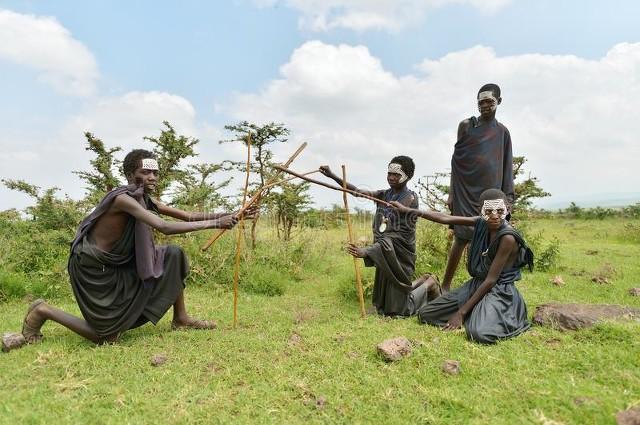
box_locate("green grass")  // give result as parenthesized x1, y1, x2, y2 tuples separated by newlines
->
(1, 218, 639, 424)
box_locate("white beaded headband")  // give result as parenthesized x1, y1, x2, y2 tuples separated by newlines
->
(388, 163, 408, 183)
(141, 158, 159, 171)
(481, 199, 507, 220)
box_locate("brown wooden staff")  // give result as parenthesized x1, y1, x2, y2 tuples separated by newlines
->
(341, 165, 366, 318)
(272, 165, 392, 206)
(201, 142, 308, 251)
(259, 169, 320, 191)
(232, 133, 252, 328)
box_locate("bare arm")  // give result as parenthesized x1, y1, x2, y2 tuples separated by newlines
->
(443, 235, 517, 330)
(459, 235, 516, 315)
(390, 201, 476, 226)
(155, 201, 232, 222)
(319, 165, 378, 198)
(113, 194, 237, 235)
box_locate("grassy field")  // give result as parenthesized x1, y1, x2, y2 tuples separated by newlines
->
(1, 217, 639, 424)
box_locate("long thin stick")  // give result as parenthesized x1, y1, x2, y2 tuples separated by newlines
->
(260, 169, 320, 191)
(342, 165, 366, 318)
(201, 142, 308, 250)
(232, 133, 252, 328)
(272, 165, 392, 206)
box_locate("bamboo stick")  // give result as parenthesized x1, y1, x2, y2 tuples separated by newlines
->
(232, 133, 252, 328)
(342, 165, 366, 318)
(201, 142, 308, 250)
(272, 165, 392, 206)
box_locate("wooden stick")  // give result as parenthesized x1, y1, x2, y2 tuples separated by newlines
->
(272, 165, 392, 206)
(342, 165, 366, 318)
(201, 142, 308, 250)
(232, 133, 252, 328)
(260, 169, 320, 191)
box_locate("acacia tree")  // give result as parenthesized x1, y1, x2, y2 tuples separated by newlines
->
(1, 180, 84, 230)
(265, 181, 311, 240)
(220, 121, 290, 246)
(170, 162, 234, 211)
(72, 132, 122, 203)
(144, 121, 199, 199)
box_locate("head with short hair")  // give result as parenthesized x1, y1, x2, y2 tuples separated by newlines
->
(479, 188, 506, 204)
(479, 188, 508, 222)
(477, 83, 501, 99)
(122, 149, 156, 180)
(388, 155, 415, 181)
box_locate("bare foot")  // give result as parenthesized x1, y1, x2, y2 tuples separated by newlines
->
(22, 299, 47, 343)
(171, 317, 217, 331)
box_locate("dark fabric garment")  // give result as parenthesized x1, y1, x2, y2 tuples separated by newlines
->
(70, 184, 165, 284)
(450, 117, 514, 240)
(418, 219, 534, 344)
(363, 188, 427, 316)
(67, 186, 188, 337)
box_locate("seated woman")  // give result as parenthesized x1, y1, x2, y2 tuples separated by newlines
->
(391, 188, 533, 343)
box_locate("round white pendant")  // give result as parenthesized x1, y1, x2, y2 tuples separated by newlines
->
(378, 222, 387, 232)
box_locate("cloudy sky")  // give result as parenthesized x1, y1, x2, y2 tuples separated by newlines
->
(1, 0, 639, 212)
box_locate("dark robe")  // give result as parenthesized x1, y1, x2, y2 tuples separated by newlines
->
(363, 188, 428, 316)
(450, 117, 514, 240)
(67, 185, 188, 337)
(419, 218, 533, 344)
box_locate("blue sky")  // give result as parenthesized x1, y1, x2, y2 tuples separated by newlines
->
(1, 0, 639, 210)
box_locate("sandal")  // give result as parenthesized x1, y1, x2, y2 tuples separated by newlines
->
(22, 299, 46, 344)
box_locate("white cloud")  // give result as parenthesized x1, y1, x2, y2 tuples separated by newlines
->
(255, 0, 511, 32)
(223, 40, 640, 208)
(0, 9, 98, 96)
(0, 91, 205, 210)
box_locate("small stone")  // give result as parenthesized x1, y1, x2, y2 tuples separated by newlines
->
(315, 395, 327, 409)
(616, 406, 640, 425)
(629, 288, 640, 297)
(441, 360, 461, 375)
(551, 276, 565, 286)
(2, 333, 26, 352)
(376, 337, 412, 362)
(150, 354, 168, 367)
(533, 303, 640, 331)
(592, 276, 611, 285)
(585, 250, 599, 255)
(288, 332, 303, 347)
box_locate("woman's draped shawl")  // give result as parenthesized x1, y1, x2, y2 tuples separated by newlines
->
(450, 117, 514, 240)
(363, 188, 425, 315)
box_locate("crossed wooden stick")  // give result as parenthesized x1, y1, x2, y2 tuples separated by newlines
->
(202, 141, 389, 323)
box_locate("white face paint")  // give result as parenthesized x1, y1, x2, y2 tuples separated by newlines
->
(477, 90, 498, 113)
(141, 158, 159, 171)
(388, 163, 408, 183)
(481, 199, 507, 221)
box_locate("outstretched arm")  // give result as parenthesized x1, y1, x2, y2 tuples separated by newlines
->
(443, 235, 517, 330)
(155, 201, 258, 222)
(390, 201, 476, 226)
(319, 165, 378, 198)
(113, 194, 238, 235)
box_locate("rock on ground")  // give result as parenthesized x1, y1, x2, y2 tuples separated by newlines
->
(533, 303, 640, 331)
(376, 337, 412, 362)
(629, 288, 640, 297)
(150, 354, 168, 367)
(616, 406, 640, 425)
(441, 360, 461, 375)
(2, 333, 26, 352)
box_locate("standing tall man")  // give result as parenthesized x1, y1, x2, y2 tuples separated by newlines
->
(442, 83, 515, 292)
